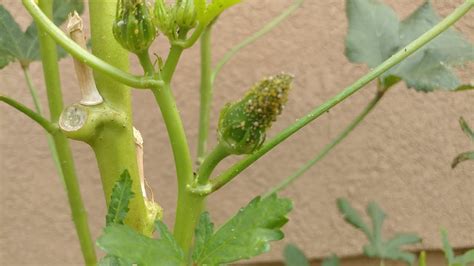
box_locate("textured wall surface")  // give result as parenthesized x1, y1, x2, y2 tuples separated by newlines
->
(0, 0, 473, 265)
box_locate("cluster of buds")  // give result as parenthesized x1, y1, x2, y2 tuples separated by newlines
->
(113, 0, 157, 53)
(217, 74, 294, 155)
(154, 0, 198, 41)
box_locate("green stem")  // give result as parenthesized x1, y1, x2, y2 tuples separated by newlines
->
(88, 0, 149, 234)
(0, 95, 58, 134)
(36, 0, 96, 264)
(265, 89, 386, 196)
(197, 142, 230, 185)
(154, 43, 204, 256)
(212, 0, 304, 83)
(197, 26, 213, 164)
(174, 24, 205, 49)
(22, 0, 163, 89)
(206, 0, 474, 194)
(21, 65, 64, 186)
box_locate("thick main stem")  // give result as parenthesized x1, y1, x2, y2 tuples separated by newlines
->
(265, 90, 386, 196)
(89, 0, 149, 234)
(197, 27, 213, 164)
(36, 0, 96, 264)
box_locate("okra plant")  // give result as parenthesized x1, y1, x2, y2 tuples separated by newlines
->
(0, 0, 473, 265)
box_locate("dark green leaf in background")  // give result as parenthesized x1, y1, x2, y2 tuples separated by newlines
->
(345, 0, 400, 68)
(0, 0, 84, 69)
(322, 255, 341, 266)
(193, 194, 293, 265)
(337, 198, 421, 265)
(345, 0, 473, 92)
(451, 117, 474, 169)
(283, 244, 310, 266)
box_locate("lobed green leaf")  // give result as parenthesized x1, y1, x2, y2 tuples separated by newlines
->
(344, 0, 473, 92)
(106, 170, 134, 226)
(345, 0, 400, 68)
(0, 0, 84, 68)
(321, 255, 340, 266)
(193, 194, 292, 265)
(96, 221, 185, 265)
(337, 198, 371, 238)
(283, 244, 310, 266)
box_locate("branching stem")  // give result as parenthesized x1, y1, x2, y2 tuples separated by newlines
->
(204, 0, 474, 194)
(0, 95, 58, 134)
(22, 0, 163, 89)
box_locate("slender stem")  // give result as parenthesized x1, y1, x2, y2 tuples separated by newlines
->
(197, 142, 230, 185)
(21, 65, 64, 185)
(265, 90, 386, 197)
(212, 0, 304, 83)
(36, 0, 96, 264)
(22, 66, 43, 113)
(197, 26, 213, 164)
(174, 24, 205, 49)
(0, 95, 58, 134)
(149, 42, 204, 255)
(206, 0, 474, 194)
(22, 0, 163, 89)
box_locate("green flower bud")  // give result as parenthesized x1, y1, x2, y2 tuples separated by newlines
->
(173, 0, 197, 30)
(218, 74, 293, 155)
(154, 0, 178, 40)
(113, 0, 157, 53)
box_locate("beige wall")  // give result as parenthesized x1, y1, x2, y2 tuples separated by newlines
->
(0, 0, 473, 265)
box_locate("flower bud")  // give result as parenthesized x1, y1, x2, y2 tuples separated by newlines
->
(154, 0, 178, 40)
(218, 74, 293, 155)
(173, 0, 197, 30)
(113, 0, 157, 53)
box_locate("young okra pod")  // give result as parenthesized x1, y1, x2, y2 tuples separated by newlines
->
(218, 73, 294, 155)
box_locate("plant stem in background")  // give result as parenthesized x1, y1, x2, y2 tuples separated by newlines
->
(206, 0, 474, 194)
(197, 26, 213, 164)
(211, 0, 304, 83)
(22, 0, 163, 89)
(265, 89, 386, 196)
(88, 0, 150, 234)
(21, 65, 64, 185)
(36, 0, 96, 264)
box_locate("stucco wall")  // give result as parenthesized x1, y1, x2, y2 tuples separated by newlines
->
(0, 0, 473, 265)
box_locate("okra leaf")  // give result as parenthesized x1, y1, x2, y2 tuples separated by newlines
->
(322, 255, 340, 266)
(459, 117, 474, 141)
(0, 0, 84, 68)
(345, 0, 400, 68)
(283, 244, 310, 266)
(337, 198, 421, 265)
(195, 0, 242, 25)
(106, 170, 134, 226)
(193, 194, 293, 265)
(344, 0, 473, 92)
(441, 230, 474, 266)
(387, 1, 474, 92)
(97, 221, 185, 266)
(337, 198, 371, 238)
(98, 255, 132, 266)
(451, 117, 474, 169)
(192, 212, 214, 262)
(0, 6, 29, 67)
